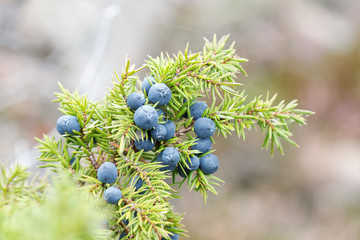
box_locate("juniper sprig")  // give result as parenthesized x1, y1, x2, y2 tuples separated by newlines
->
(33, 35, 313, 239)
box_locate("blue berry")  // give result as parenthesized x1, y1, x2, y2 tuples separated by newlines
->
(166, 228, 179, 240)
(69, 157, 80, 169)
(70, 157, 76, 166)
(163, 120, 176, 140)
(134, 131, 155, 151)
(156, 152, 176, 172)
(130, 176, 147, 194)
(199, 154, 219, 174)
(156, 108, 165, 120)
(186, 156, 200, 171)
(103, 186, 122, 204)
(194, 117, 216, 138)
(162, 147, 180, 166)
(121, 206, 137, 226)
(156, 151, 163, 162)
(150, 124, 167, 141)
(134, 138, 155, 151)
(134, 105, 158, 130)
(177, 156, 199, 178)
(169, 233, 179, 240)
(190, 101, 208, 120)
(97, 162, 118, 184)
(177, 165, 190, 178)
(191, 138, 212, 154)
(142, 76, 157, 95)
(127, 92, 145, 110)
(161, 164, 176, 172)
(130, 176, 144, 191)
(119, 232, 127, 239)
(56, 115, 81, 135)
(148, 83, 172, 106)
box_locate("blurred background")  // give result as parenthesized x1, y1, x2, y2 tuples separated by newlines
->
(1, 0, 360, 239)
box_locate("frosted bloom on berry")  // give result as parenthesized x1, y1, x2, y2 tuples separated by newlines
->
(162, 147, 180, 166)
(191, 138, 212, 153)
(127, 92, 145, 110)
(150, 124, 167, 141)
(199, 154, 219, 174)
(56, 115, 81, 135)
(194, 117, 216, 138)
(134, 105, 158, 130)
(156, 152, 176, 172)
(190, 101, 208, 120)
(104, 186, 122, 204)
(97, 162, 118, 184)
(148, 83, 172, 106)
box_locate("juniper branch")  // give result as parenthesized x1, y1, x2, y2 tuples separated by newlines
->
(32, 34, 312, 240)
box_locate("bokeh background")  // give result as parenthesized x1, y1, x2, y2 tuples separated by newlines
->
(1, 0, 360, 239)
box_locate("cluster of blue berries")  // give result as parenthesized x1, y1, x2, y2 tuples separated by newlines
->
(55, 116, 145, 203)
(192, 117, 219, 175)
(55, 76, 220, 239)
(56, 115, 81, 168)
(128, 77, 174, 148)
(97, 161, 157, 239)
(173, 117, 219, 176)
(97, 162, 148, 205)
(97, 162, 122, 204)
(127, 76, 220, 178)
(55, 112, 175, 239)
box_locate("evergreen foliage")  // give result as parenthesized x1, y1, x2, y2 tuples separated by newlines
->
(0, 166, 106, 240)
(0, 35, 313, 239)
